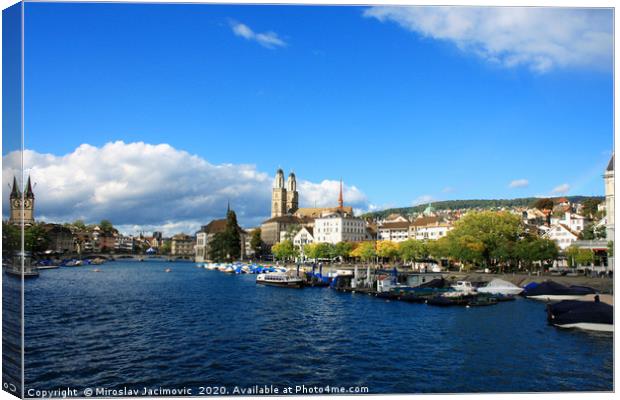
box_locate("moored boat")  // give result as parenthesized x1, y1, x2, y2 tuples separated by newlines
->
(547, 296, 613, 332)
(522, 280, 597, 301)
(256, 273, 303, 288)
(477, 278, 523, 295)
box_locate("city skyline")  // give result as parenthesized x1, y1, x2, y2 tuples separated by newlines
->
(3, 3, 614, 235)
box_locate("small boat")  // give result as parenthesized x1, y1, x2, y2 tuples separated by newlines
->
(64, 259, 83, 267)
(165, 268, 172, 273)
(547, 296, 613, 332)
(92, 268, 101, 272)
(477, 278, 523, 295)
(451, 281, 477, 294)
(256, 273, 303, 288)
(522, 280, 597, 301)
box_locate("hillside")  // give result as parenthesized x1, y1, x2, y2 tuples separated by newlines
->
(361, 196, 603, 219)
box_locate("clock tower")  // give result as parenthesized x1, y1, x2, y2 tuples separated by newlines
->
(9, 176, 35, 226)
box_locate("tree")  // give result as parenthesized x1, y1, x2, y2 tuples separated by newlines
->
(303, 243, 318, 260)
(608, 241, 614, 258)
(350, 241, 376, 263)
(443, 211, 523, 268)
(99, 219, 114, 233)
(575, 248, 594, 266)
(2, 222, 20, 255)
(534, 198, 554, 211)
(398, 239, 428, 263)
(72, 219, 86, 230)
(222, 209, 242, 261)
(427, 237, 451, 260)
(314, 243, 336, 260)
(208, 232, 227, 262)
(377, 240, 399, 261)
(515, 237, 558, 269)
(250, 229, 263, 257)
(581, 198, 602, 219)
(24, 224, 50, 253)
(271, 240, 298, 261)
(580, 222, 606, 240)
(334, 242, 353, 261)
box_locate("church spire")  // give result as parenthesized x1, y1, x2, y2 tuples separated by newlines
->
(25, 176, 34, 198)
(338, 178, 344, 209)
(10, 176, 20, 198)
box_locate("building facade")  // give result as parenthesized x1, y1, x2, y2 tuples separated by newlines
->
(271, 169, 299, 218)
(605, 154, 614, 240)
(314, 210, 367, 244)
(171, 234, 195, 257)
(42, 224, 74, 253)
(9, 176, 35, 226)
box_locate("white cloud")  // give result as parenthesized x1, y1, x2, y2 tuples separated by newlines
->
(509, 179, 529, 188)
(2, 141, 370, 236)
(551, 183, 570, 194)
(363, 6, 612, 72)
(297, 179, 368, 209)
(413, 194, 434, 206)
(231, 22, 287, 49)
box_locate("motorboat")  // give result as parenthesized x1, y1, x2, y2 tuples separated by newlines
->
(547, 296, 613, 332)
(522, 280, 596, 301)
(451, 281, 477, 294)
(256, 273, 303, 288)
(477, 278, 523, 295)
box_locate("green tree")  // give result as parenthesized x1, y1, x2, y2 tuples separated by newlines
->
(160, 241, 171, 255)
(2, 222, 21, 255)
(72, 219, 86, 230)
(271, 240, 298, 261)
(250, 229, 263, 257)
(350, 241, 376, 263)
(581, 198, 602, 219)
(99, 219, 114, 233)
(283, 224, 301, 241)
(398, 239, 428, 263)
(221, 209, 242, 261)
(208, 232, 227, 262)
(314, 243, 336, 260)
(515, 237, 558, 269)
(566, 246, 580, 267)
(444, 211, 523, 268)
(24, 224, 50, 253)
(334, 242, 353, 261)
(575, 248, 595, 266)
(580, 222, 606, 240)
(608, 241, 614, 258)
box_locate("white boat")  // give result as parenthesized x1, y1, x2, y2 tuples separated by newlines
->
(451, 281, 476, 294)
(256, 273, 303, 288)
(477, 278, 523, 295)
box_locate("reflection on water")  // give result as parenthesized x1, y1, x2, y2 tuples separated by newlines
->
(24, 261, 613, 395)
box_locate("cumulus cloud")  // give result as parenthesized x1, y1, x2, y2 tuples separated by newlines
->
(509, 179, 529, 188)
(363, 6, 612, 72)
(231, 22, 287, 49)
(551, 183, 571, 194)
(297, 179, 368, 210)
(2, 142, 369, 235)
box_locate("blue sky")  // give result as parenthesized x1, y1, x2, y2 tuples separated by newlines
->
(5, 3, 614, 232)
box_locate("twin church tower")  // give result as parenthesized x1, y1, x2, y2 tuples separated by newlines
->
(271, 168, 298, 218)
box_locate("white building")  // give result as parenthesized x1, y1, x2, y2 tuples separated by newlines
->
(293, 226, 314, 247)
(314, 210, 367, 244)
(378, 221, 410, 242)
(550, 211, 586, 233)
(543, 224, 580, 250)
(409, 216, 452, 241)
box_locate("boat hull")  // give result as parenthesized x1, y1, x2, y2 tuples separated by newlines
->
(257, 280, 303, 288)
(554, 322, 613, 332)
(527, 295, 592, 301)
(477, 287, 523, 296)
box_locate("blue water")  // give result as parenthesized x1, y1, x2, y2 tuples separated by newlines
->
(22, 261, 613, 395)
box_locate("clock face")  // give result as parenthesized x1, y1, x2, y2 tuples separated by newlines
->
(12, 199, 21, 208)
(24, 199, 31, 208)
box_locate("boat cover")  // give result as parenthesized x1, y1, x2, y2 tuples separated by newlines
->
(522, 280, 596, 297)
(418, 278, 446, 289)
(548, 298, 613, 325)
(482, 278, 521, 290)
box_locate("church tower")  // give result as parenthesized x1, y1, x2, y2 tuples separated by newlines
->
(286, 172, 299, 214)
(271, 169, 287, 218)
(9, 175, 35, 226)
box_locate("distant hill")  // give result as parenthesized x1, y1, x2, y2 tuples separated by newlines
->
(361, 196, 604, 219)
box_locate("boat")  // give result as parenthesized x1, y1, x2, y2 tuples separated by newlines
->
(547, 296, 613, 332)
(477, 278, 523, 295)
(467, 293, 499, 307)
(522, 280, 597, 301)
(64, 259, 83, 267)
(164, 268, 172, 273)
(256, 273, 303, 288)
(451, 281, 477, 294)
